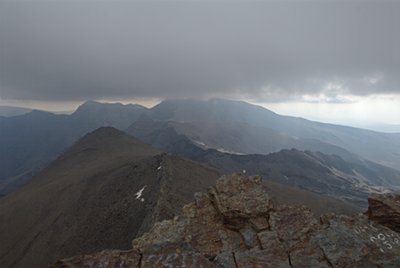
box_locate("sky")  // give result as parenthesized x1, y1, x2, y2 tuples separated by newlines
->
(0, 0, 399, 125)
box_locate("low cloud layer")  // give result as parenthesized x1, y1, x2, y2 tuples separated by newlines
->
(0, 1, 399, 102)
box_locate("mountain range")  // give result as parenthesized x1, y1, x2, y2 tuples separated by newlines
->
(0, 127, 220, 267)
(0, 106, 33, 117)
(1, 98, 399, 267)
(0, 127, 359, 268)
(0, 101, 146, 194)
(127, 116, 400, 207)
(145, 99, 400, 170)
(1, 99, 400, 203)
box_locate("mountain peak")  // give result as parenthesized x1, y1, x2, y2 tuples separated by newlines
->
(150, 98, 277, 122)
(85, 126, 125, 138)
(60, 126, 159, 161)
(0, 125, 219, 267)
(74, 100, 146, 114)
(0, 105, 32, 117)
(70, 126, 127, 147)
(69, 101, 147, 130)
(76, 100, 102, 109)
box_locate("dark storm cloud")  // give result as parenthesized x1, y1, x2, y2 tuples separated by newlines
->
(0, 0, 399, 102)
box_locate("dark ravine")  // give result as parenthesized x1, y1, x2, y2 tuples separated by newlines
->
(54, 174, 400, 268)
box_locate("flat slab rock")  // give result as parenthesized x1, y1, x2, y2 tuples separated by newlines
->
(54, 174, 400, 268)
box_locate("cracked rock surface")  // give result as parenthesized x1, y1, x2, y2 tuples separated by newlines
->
(53, 174, 400, 268)
(367, 192, 400, 233)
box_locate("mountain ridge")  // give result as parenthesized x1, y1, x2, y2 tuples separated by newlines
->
(127, 120, 400, 207)
(1, 98, 400, 196)
(53, 174, 400, 268)
(0, 102, 147, 194)
(0, 127, 220, 267)
(0, 126, 365, 267)
(144, 98, 400, 171)
(0, 105, 32, 117)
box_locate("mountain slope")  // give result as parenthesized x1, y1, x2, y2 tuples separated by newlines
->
(54, 175, 400, 268)
(69, 100, 146, 130)
(147, 98, 400, 170)
(0, 111, 74, 194)
(0, 106, 32, 117)
(0, 101, 147, 195)
(2, 98, 399, 196)
(127, 120, 400, 207)
(0, 127, 220, 268)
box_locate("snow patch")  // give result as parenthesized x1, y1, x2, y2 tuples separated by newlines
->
(135, 186, 146, 202)
(157, 165, 162, 171)
(216, 148, 245, 155)
(193, 140, 207, 148)
(193, 139, 245, 155)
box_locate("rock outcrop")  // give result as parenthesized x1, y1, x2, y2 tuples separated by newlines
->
(54, 174, 400, 268)
(53, 250, 142, 268)
(367, 192, 400, 233)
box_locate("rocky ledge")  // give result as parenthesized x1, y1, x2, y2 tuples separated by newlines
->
(54, 174, 400, 268)
(367, 192, 400, 233)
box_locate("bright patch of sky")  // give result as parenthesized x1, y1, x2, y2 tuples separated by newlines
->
(1, 94, 399, 130)
(257, 94, 400, 127)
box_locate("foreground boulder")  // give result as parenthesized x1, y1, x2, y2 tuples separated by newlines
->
(367, 193, 400, 233)
(54, 174, 400, 268)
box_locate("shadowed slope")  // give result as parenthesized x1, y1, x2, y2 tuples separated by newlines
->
(0, 101, 147, 195)
(148, 98, 400, 170)
(54, 175, 400, 268)
(0, 127, 220, 268)
(127, 119, 400, 208)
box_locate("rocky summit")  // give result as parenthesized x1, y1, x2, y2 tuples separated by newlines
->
(54, 174, 400, 268)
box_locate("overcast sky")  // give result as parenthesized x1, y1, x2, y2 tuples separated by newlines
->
(0, 0, 399, 124)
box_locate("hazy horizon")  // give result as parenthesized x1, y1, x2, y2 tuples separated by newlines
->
(1, 98, 400, 133)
